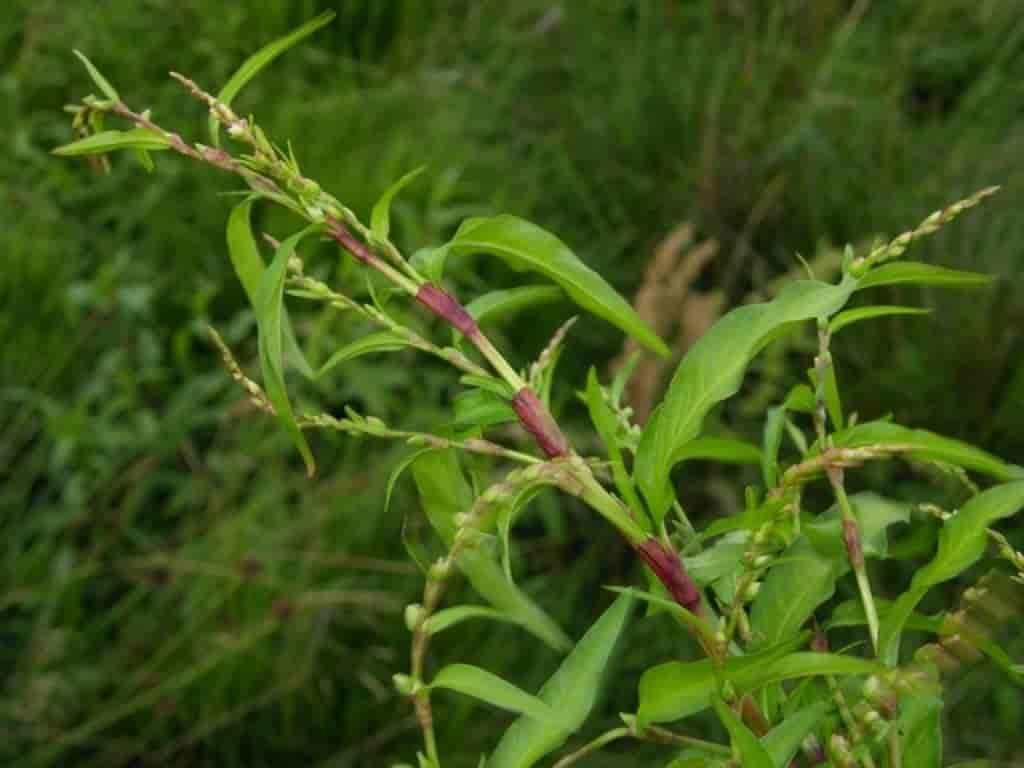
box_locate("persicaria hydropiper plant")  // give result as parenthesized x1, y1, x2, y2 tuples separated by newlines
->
(58, 15, 1024, 768)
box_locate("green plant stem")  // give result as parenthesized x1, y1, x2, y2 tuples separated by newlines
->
(829, 468, 880, 654)
(550, 727, 630, 768)
(637, 723, 732, 756)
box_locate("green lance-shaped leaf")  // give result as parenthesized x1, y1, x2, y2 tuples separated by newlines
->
(455, 285, 565, 345)
(879, 480, 1024, 665)
(637, 643, 882, 725)
(750, 538, 837, 647)
(371, 166, 426, 240)
(315, 332, 410, 378)
(410, 451, 570, 651)
(73, 50, 120, 101)
(422, 605, 518, 636)
(429, 664, 558, 722)
(255, 228, 318, 476)
(636, 276, 858, 522)
(486, 592, 634, 768)
(226, 199, 314, 378)
(583, 368, 648, 529)
(832, 420, 1016, 481)
(449, 215, 670, 357)
(670, 437, 762, 465)
(712, 698, 773, 768)
(53, 128, 172, 156)
(209, 10, 335, 146)
(829, 305, 931, 334)
(856, 262, 993, 290)
(761, 701, 831, 768)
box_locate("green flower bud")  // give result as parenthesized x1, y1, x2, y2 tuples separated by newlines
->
(404, 603, 425, 632)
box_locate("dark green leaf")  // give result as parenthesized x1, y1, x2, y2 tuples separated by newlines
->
(371, 166, 426, 240)
(751, 538, 836, 646)
(829, 305, 930, 334)
(487, 593, 634, 768)
(210, 11, 335, 145)
(857, 262, 992, 290)
(255, 228, 318, 476)
(53, 128, 171, 156)
(227, 199, 314, 378)
(783, 384, 816, 413)
(832, 421, 1015, 481)
(712, 698, 772, 768)
(430, 664, 558, 722)
(879, 481, 1024, 664)
(450, 215, 669, 357)
(636, 277, 858, 522)
(73, 50, 120, 101)
(315, 332, 409, 378)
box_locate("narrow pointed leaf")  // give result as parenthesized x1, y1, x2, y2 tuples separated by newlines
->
(636, 277, 858, 521)
(73, 50, 120, 101)
(487, 593, 634, 768)
(371, 166, 426, 239)
(53, 128, 171, 156)
(423, 606, 517, 636)
(832, 420, 1015, 481)
(879, 480, 1024, 664)
(227, 199, 314, 377)
(829, 305, 930, 334)
(210, 11, 336, 145)
(255, 228, 318, 476)
(897, 695, 942, 768)
(857, 262, 992, 290)
(450, 215, 669, 356)
(315, 332, 409, 378)
(712, 698, 772, 768)
(430, 664, 558, 722)
(671, 437, 762, 465)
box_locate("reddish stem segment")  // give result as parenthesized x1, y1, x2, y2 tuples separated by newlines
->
(841, 518, 864, 568)
(415, 284, 479, 337)
(512, 388, 570, 459)
(636, 538, 702, 614)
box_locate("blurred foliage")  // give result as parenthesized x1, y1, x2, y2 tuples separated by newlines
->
(2, 0, 1023, 765)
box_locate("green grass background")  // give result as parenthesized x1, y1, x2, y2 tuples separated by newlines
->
(3, 0, 1024, 765)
